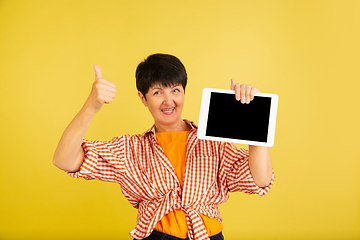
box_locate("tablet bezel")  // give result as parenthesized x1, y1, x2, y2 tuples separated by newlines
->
(197, 88, 278, 147)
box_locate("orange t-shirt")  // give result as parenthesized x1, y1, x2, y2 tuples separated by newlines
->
(154, 131, 223, 238)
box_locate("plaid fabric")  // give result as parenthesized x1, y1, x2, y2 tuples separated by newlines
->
(67, 120, 274, 240)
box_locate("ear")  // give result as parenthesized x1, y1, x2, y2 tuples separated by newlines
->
(138, 91, 148, 107)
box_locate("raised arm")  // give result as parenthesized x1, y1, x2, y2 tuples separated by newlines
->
(230, 79, 273, 187)
(53, 65, 116, 172)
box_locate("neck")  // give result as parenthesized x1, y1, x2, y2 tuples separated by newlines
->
(155, 119, 191, 132)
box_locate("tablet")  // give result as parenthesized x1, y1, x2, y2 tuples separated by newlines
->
(197, 88, 278, 147)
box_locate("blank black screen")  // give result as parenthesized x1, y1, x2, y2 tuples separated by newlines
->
(206, 92, 271, 142)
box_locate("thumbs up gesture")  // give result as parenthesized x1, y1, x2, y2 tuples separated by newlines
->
(84, 65, 117, 114)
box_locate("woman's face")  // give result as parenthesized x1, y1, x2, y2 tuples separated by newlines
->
(138, 84, 185, 131)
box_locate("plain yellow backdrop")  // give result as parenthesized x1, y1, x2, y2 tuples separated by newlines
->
(0, 0, 359, 239)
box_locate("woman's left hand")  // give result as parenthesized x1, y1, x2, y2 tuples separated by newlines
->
(230, 79, 260, 104)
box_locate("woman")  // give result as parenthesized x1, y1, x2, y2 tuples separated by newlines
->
(53, 53, 274, 240)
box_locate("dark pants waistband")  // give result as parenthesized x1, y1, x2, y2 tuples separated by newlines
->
(137, 230, 224, 240)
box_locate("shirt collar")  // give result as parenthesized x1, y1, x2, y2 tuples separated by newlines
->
(141, 120, 197, 138)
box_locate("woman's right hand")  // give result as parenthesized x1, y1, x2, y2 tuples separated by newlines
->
(53, 65, 116, 172)
(84, 65, 117, 114)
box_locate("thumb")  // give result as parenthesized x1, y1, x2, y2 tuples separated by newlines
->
(230, 79, 236, 90)
(94, 65, 102, 80)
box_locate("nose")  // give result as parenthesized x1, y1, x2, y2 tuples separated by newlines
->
(163, 92, 173, 106)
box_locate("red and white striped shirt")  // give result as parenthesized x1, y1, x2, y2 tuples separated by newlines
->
(67, 120, 274, 240)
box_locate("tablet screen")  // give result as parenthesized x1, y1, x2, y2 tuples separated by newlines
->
(206, 92, 271, 143)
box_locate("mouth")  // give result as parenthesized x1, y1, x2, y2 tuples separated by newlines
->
(161, 107, 175, 115)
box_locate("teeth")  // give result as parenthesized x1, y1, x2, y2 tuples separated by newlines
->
(162, 107, 175, 112)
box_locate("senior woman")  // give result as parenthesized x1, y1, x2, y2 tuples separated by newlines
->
(53, 53, 274, 240)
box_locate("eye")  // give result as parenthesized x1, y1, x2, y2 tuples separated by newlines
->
(153, 91, 161, 95)
(173, 89, 180, 93)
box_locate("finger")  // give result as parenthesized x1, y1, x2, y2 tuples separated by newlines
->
(102, 79, 116, 89)
(98, 89, 116, 98)
(97, 91, 115, 104)
(250, 87, 260, 101)
(105, 85, 117, 93)
(240, 84, 246, 104)
(94, 65, 102, 80)
(96, 78, 116, 90)
(245, 85, 252, 104)
(100, 95, 114, 104)
(230, 79, 236, 90)
(235, 83, 241, 101)
(105, 90, 116, 99)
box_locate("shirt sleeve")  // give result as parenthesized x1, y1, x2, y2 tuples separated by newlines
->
(66, 135, 128, 183)
(220, 142, 275, 196)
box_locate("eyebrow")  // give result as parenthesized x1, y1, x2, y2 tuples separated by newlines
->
(150, 84, 180, 90)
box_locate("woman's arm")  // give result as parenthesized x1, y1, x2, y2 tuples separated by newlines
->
(248, 146, 272, 187)
(53, 65, 116, 172)
(230, 79, 273, 187)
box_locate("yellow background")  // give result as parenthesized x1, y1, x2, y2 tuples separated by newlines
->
(0, 0, 359, 239)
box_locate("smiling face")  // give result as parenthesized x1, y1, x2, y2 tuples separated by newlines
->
(138, 83, 188, 132)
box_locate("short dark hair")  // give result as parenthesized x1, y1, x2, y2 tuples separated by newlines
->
(135, 53, 187, 98)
